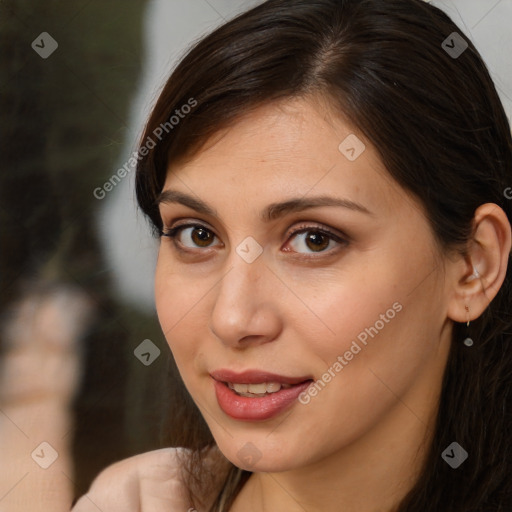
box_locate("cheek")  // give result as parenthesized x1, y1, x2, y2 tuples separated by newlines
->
(287, 293, 435, 456)
(154, 255, 204, 367)
(290, 262, 402, 358)
(293, 247, 439, 393)
(295, 287, 404, 382)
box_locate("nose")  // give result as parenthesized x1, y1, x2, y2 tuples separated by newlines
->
(208, 251, 282, 349)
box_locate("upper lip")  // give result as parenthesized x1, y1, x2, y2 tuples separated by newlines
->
(210, 369, 313, 385)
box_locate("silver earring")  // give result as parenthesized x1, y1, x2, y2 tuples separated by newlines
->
(463, 304, 473, 346)
(467, 267, 480, 282)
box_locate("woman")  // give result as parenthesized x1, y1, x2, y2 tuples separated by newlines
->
(71, 0, 512, 510)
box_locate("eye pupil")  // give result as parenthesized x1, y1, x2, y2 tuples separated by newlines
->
(306, 232, 329, 252)
(192, 227, 213, 247)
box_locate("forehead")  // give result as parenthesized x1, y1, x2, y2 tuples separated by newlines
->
(163, 97, 418, 220)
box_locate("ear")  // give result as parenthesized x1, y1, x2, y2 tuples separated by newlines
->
(447, 203, 511, 323)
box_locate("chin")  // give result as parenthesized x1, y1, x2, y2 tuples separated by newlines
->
(212, 433, 309, 473)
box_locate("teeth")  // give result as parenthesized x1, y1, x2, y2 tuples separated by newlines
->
(227, 381, 293, 396)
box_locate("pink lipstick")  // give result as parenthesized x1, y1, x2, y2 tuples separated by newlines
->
(210, 369, 313, 421)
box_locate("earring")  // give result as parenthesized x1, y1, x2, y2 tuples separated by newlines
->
(463, 304, 473, 346)
(467, 267, 480, 282)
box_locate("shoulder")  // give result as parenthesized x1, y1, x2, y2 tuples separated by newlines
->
(71, 447, 197, 512)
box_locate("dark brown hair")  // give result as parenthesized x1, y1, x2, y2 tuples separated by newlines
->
(135, 0, 512, 510)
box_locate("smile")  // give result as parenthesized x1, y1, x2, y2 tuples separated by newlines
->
(227, 381, 293, 396)
(212, 379, 313, 421)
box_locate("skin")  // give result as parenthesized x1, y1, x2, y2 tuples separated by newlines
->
(71, 97, 510, 512)
(152, 96, 511, 512)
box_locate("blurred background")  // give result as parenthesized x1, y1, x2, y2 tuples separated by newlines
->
(0, 0, 510, 510)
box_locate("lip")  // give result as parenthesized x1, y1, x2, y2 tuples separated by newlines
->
(210, 369, 314, 421)
(210, 368, 313, 385)
(212, 379, 313, 421)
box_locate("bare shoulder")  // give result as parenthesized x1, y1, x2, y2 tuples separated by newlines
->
(71, 447, 194, 512)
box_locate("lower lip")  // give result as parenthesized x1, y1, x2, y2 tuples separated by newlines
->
(212, 378, 313, 421)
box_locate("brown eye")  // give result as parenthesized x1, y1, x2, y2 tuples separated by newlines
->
(287, 227, 345, 254)
(303, 232, 330, 252)
(161, 224, 220, 249)
(190, 226, 215, 247)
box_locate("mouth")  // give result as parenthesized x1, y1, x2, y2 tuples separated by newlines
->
(210, 369, 314, 420)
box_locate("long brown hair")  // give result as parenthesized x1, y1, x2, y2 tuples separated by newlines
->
(135, 0, 512, 510)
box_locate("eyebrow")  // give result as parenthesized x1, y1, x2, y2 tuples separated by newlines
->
(156, 189, 374, 222)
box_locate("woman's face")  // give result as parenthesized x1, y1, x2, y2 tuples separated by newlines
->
(155, 97, 452, 472)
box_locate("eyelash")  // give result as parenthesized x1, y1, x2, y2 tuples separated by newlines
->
(160, 221, 349, 258)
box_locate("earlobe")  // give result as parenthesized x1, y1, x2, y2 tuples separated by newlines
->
(447, 203, 512, 324)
